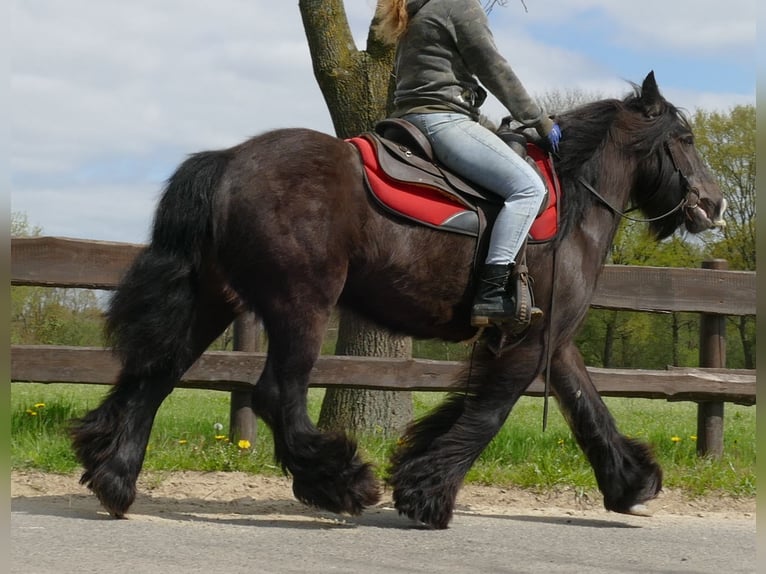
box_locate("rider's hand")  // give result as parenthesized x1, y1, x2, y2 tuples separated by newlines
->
(547, 123, 562, 153)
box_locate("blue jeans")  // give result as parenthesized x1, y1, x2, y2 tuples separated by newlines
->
(403, 113, 545, 265)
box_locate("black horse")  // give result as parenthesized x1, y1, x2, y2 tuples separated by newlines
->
(72, 72, 725, 529)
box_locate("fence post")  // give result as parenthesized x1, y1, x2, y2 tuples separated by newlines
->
(229, 313, 260, 444)
(696, 259, 727, 459)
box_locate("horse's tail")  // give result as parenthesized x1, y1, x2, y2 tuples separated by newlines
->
(106, 149, 234, 374)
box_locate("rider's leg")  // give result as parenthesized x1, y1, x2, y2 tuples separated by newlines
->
(403, 112, 545, 327)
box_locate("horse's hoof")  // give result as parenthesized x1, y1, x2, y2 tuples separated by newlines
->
(626, 503, 652, 517)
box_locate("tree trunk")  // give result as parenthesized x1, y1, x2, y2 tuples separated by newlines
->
(737, 316, 754, 369)
(299, 0, 395, 136)
(602, 312, 617, 367)
(318, 310, 413, 437)
(299, 1, 413, 437)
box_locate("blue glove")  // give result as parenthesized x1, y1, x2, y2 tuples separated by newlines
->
(548, 123, 562, 153)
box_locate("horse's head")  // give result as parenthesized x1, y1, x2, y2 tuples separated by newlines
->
(629, 72, 727, 238)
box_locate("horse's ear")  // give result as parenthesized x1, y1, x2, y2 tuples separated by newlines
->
(640, 71, 664, 118)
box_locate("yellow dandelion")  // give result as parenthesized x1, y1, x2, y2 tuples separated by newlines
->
(178, 439, 188, 445)
(671, 436, 682, 443)
(215, 435, 227, 441)
(238, 439, 251, 449)
(26, 409, 38, 416)
(557, 438, 565, 446)
(34, 403, 46, 409)
(689, 435, 697, 441)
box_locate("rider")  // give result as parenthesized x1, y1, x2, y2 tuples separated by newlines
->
(375, 0, 561, 329)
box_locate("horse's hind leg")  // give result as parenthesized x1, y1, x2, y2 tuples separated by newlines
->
(254, 307, 380, 515)
(71, 265, 237, 518)
(549, 340, 662, 514)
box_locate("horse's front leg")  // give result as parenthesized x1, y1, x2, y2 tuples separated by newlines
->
(549, 340, 662, 514)
(388, 340, 542, 529)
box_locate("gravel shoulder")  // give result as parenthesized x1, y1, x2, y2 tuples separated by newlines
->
(11, 470, 755, 522)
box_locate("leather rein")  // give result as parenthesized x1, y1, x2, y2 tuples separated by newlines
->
(575, 138, 701, 224)
(541, 137, 700, 431)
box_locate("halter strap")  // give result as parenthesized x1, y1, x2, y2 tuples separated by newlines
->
(576, 137, 697, 224)
(664, 138, 701, 209)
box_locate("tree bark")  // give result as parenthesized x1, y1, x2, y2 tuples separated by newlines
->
(318, 310, 413, 437)
(299, 1, 413, 437)
(737, 316, 754, 369)
(602, 312, 616, 367)
(299, 0, 395, 138)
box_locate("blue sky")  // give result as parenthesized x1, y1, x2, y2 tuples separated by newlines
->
(525, 16, 753, 96)
(11, 0, 756, 244)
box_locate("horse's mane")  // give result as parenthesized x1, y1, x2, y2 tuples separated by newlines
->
(551, 83, 691, 240)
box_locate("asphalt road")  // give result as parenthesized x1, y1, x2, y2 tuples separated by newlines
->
(11, 493, 755, 574)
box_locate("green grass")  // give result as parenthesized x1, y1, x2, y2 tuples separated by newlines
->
(11, 383, 756, 498)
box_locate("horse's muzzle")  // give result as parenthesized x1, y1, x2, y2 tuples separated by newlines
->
(686, 195, 726, 232)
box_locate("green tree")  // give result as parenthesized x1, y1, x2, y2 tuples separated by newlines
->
(299, 1, 413, 437)
(692, 106, 756, 271)
(691, 106, 756, 368)
(576, 105, 756, 370)
(577, 217, 706, 369)
(11, 212, 42, 237)
(11, 212, 104, 347)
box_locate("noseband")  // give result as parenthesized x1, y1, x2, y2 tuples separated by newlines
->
(577, 136, 699, 224)
(664, 138, 702, 217)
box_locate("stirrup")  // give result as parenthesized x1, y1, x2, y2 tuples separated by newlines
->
(507, 262, 543, 333)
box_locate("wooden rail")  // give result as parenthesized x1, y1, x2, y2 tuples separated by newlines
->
(10, 237, 757, 457)
(10, 346, 756, 406)
(10, 236, 757, 315)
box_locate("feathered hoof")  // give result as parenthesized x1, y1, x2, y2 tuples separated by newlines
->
(392, 485, 456, 530)
(79, 468, 137, 519)
(626, 503, 653, 517)
(292, 459, 381, 516)
(603, 454, 662, 518)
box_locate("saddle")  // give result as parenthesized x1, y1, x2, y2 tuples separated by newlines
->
(348, 118, 561, 244)
(349, 118, 561, 354)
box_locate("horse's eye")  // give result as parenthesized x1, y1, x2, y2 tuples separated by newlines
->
(681, 135, 694, 145)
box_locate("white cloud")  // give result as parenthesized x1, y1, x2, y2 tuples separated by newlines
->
(11, 181, 159, 243)
(511, 0, 756, 55)
(10, 1, 755, 243)
(662, 88, 756, 115)
(12, 1, 328, 167)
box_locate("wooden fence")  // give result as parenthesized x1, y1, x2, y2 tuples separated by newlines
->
(10, 236, 757, 457)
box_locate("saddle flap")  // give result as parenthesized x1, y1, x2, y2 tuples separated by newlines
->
(348, 128, 562, 244)
(350, 135, 483, 237)
(365, 134, 479, 209)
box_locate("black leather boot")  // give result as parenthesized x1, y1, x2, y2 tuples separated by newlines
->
(471, 262, 543, 330)
(471, 263, 514, 327)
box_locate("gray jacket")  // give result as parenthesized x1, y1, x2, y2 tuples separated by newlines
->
(392, 0, 553, 136)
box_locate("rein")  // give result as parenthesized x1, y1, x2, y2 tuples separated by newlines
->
(576, 139, 700, 224)
(542, 136, 699, 430)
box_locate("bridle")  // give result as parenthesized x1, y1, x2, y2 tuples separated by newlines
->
(541, 134, 702, 431)
(576, 136, 701, 224)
